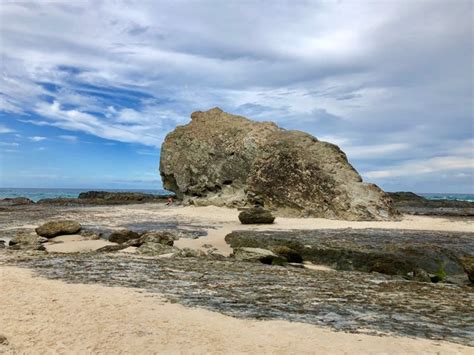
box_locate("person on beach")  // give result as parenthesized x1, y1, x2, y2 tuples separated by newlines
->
(166, 197, 173, 206)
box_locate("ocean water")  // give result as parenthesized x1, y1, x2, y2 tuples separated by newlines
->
(0, 188, 473, 203)
(0, 188, 171, 202)
(419, 193, 474, 202)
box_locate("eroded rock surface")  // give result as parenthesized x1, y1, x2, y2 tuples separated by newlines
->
(225, 229, 474, 283)
(160, 108, 396, 220)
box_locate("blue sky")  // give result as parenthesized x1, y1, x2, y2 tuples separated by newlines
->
(0, 0, 473, 192)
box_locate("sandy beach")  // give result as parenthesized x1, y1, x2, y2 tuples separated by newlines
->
(1, 204, 473, 354)
(0, 266, 471, 354)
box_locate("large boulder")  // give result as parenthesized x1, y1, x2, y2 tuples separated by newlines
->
(35, 220, 81, 238)
(160, 108, 396, 220)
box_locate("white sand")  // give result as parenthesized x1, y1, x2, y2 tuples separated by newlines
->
(0, 266, 470, 354)
(45, 239, 114, 253)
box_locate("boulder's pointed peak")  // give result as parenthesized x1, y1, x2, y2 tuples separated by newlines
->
(191, 107, 224, 120)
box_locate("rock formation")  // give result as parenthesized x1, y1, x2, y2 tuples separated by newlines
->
(35, 220, 82, 238)
(160, 108, 396, 220)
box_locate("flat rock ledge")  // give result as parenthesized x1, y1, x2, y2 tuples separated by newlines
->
(225, 228, 474, 284)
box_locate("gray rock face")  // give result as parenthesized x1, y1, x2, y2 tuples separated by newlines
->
(35, 220, 81, 238)
(160, 108, 396, 220)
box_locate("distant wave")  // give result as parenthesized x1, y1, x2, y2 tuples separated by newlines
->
(419, 193, 474, 203)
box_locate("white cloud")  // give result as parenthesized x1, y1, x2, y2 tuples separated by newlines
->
(0, 0, 472, 190)
(344, 143, 411, 159)
(364, 156, 474, 179)
(0, 125, 15, 134)
(29, 136, 47, 142)
(58, 135, 78, 142)
(34, 101, 164, 147)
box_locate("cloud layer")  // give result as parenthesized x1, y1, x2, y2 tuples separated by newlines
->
(0, 0, 472, 191)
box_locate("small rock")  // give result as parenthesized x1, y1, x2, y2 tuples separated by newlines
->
(36, 220, 81, 238)
(139, 231, 176, 246)
(137, 242, 177, 256)
(412, 268, 431, 283)
(174, 248, 206, 258)
(108, 229, 139, 244)
(0, 334, 8, 345)
(96, 245, 128, 253)
(238, 207, 275, 224)
(80, 230, 102, 240)
(459, 256, 474, 283)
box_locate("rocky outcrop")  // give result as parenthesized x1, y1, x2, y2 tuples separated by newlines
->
(36, 191, 173, 206)
(238, 207, 275, 224)
(225, 229, 474, 283)
(35, 220, 81, 238)
(0, 197, 34, 206)
(160, 108, 396, 220)
(388, 192, 474, 216)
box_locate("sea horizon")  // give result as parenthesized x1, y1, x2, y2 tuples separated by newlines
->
(1, 187, 473, 202)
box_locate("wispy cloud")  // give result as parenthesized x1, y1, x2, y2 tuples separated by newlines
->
(364, 156, 474, 179)
(0, 0, 472, 191)
(58, 135, 78, 142)
(28, 136, 47, 142)
(0, 125, 15, 134)
(0, 142, 19, 147)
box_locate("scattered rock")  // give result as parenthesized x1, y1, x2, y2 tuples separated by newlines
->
(35, 220, 82, 238)
(238, 207, 275, 224)
(139, 231, 176, 246)
(160, 107, 397, 220)
(137, 242, 178, 256)
(174, 248, 207, 258)
(80, 230, 102, 240)
(108, 229, 140, 244)
(0, 334, 8, 345)
(412, 268, 432, 283)
(459, 256, 474, 283)
(9, 231, 41, 246)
